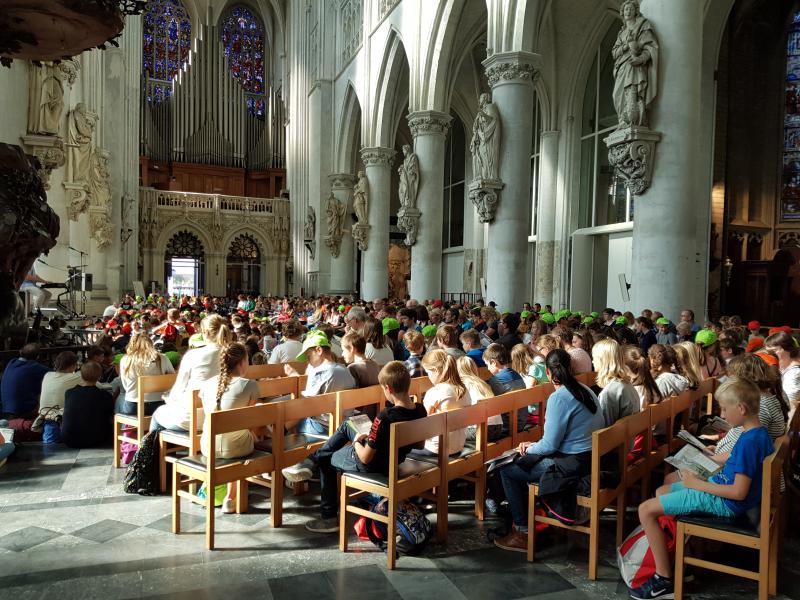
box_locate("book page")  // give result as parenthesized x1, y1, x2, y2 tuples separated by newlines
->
(347, 414, 373, 437)
(0, 428, 14, 443)
(666, 445, 721, 480)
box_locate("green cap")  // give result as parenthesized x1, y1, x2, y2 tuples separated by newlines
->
(540, 313, 556, 325)
(555, 309, 571, 322)
(164, 351, 181, 367)
(422, 325, 438, 337)
(338, 305, 346, 312)
(695, 329, 718, 348)
(113, 353, 124, 366)
(656, 317, 670, 326)
(295, 330, 331, 362)
(520, 310, 531, 318)
(582, 316, 594, 325)
(590, 311, 599, 318)
(382, 317, 401, 335)
(615, 316, 628, 325)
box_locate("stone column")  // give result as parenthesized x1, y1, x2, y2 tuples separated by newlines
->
(632, 0, 704, 320)
(359, 147, 395, 300)
(534, 130, 559, 306)
(329, 173, 357, 294)
(482, 51, 540, 311)
(407, 110, 451, 302)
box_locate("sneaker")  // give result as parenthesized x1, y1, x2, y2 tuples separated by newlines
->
(493, 529, 528, 553)
(282, 458, 314, 483)
(222, 498, 236, 514)
(630, 574, 674, 599)
(485, 498, 499, 516)
(305, 517, 339, 533)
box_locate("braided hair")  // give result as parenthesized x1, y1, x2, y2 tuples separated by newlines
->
(545, 348, 597, 414)
(215, 342, 248, 411)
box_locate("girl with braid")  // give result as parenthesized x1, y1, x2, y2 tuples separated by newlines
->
(200, 342, 260, 514)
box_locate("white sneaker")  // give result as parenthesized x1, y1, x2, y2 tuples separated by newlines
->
(281, 459, 314, 483)
(222, 497, 236, 514)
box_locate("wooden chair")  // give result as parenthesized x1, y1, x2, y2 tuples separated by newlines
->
(335, 386, 386, 428)
(669, 391, 694, 453)
(113, 373, 177, 468)
(647, 396, 673, 471)
(171, 402, 281, 550)
(409, 375, 433, 402)
(159, 391, 202, 492)
(477, 366, 491, 380)
(482, 393, 516, 461)
(245, 362, 305, 380)
(511, 385, 549, 447)
(576, 372, 598, 387)
(247, 392, 337, 527)
(621, 409, 653, 528)
(527, 419, 628, 580)
(695, 377, 716, 417)
(256, 376, 300, 401)
(674, 436, 788, 600)
(339, 412, 448, 569)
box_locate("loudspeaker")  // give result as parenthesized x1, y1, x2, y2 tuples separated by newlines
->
(80, 273, 93, 292)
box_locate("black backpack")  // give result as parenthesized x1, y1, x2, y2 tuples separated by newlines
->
(123, 428, 163, 495)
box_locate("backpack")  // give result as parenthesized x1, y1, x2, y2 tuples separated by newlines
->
(123, 428, 163, 495)
(354, 498, 433, 556)
(617, 516, 677, 588)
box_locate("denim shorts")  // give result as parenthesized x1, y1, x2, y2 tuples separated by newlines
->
(658, 482, 735, 518)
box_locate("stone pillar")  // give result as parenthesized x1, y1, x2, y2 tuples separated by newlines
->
(329, 173, 357, 294)
(359, 147, 395, 300)
(407, 110, 451, 302)
(632, 0, 704, 320)
(482, 51, 540, 311)
(534, 130, 559, 306)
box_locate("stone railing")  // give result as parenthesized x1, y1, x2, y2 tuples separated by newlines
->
(145, 188, 287, 215)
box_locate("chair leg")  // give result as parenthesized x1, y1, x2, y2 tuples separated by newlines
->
(674, 523, 685, 600)
(616, 493, 625, 548)
(759, 540, 770, 600)
(339, 478, 348, 552)
(436, 485, 448, 543)
(769, 527, 779, 596)
(206, 480, 215, 551)
(588, 505, 600, 581)
(271, 470, 284, 528)
(526, 485, 535, 562)
(236, 479, 248, 514)
(387, 498, 397, 570)
(171, 468, 181, 534)
(475, 469, 486, 521)
(113, 419, 121, 468)
(159, 438, 168, 493)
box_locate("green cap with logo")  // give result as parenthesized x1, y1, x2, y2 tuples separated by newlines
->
(695, 329, 718, 348)
(520, 310, 531, 318)
(295, 330, 331, 362)
(382, 317, 401, 335)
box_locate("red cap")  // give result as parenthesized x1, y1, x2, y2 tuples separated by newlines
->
(107, 319, 117, 328)
(121, 323, 132, 334)
(756, 352, 779, 367)
(745, 337, 764, 353)
(768, 327, 783, 336)
(782, 325, 793, 334)
(432, 299, 443, 308)
(747, 320, 760, 331)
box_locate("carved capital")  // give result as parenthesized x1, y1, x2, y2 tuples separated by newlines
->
(328, 173, 356, 190)
(407, 110, 452, 137)
(352, 222, 371, 251)
(360, 146, 396, 168)
(58, 58, 80, 87)
(483, 51, 541, 88)
(324, 234, 342, 258)
(21, 134, 66, 190)
(604, 126, 662, 196)
(396, 206, 421, 246)
(468, 179, 504, 223)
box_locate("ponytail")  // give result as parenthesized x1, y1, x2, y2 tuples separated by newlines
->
(545, 348, 597, 414)
(215, 342, 247, 411)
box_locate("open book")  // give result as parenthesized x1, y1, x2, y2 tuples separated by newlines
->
(347, 414, 374, 437)
(677, 429, 713, 453)
(0, 428, 14, 443)
(665, 445, 722, 480)
(485, 448, 519, 474)
(705, 416, 731, 433)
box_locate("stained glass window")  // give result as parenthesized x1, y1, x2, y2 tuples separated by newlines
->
(228, 235, 261, 260)
(220, 6, 267, 118)
(166, 230, 204, 257)
(782, 12, 800, 221)
(143, 0, 191, 103)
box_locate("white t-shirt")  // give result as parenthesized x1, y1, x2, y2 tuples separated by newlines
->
(119, 353, 175, 403)
(39, 371, 83, 410)
(164, 343, 222, 429)
(782, 364, 800, 423)
(366, 343, 394, 366)
(422, 382, 471, 454)
(268, 339, 303, 364)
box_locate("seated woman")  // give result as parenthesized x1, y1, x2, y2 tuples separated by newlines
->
(416, 349, 471, 456)
(457, 356, 500, 441)
(648, 344, 689, 399)
(494, 349, 605, 552)
(200, 343, 260, 514)
(61, 361, 114, 448)
(150, 314, 233, 432)
(118, 334, 175, 417)
(591, 338, 640, 426)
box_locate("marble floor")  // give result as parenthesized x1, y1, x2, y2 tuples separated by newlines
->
(0, 443, 798, 600)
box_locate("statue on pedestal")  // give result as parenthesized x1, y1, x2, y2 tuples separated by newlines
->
(324, 192, 347, 258)
(352, 171, 371, 251)
(397, 144, 421, 245)
(88, 149, 112, 249)
(470, 93, 501, 181)
(68, 102, 98, 187)
(304, 205, 316, 260)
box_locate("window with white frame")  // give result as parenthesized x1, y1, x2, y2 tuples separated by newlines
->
(443, 114, 465, 249)
(579, 25, 632, 229)
(530, 93, 542, 237)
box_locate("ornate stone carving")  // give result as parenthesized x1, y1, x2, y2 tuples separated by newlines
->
(351, 169, 370, 251)
(396, 144, 421, 246)
(485, 61, 537, 88)
(27, 61, 77, 136)
(67, 102, 97, 195)
(408, 111, 451, 137)
(604, 126, 661, 196)
(379, 0, 399, 19)
(64, 182, 89, 221)
(613, 0, 659, 128)
(352, 222, 371, 252)
(360, 147, 395, 168)
(89, 211, 113, 249)
(470, 93, 501, 181)
(324, 191, 347, 258)
(304, 205, 316, 259)
(779, 231, 800, 248)
(468, 180, 503, 224)
(20, 134, 65, 190)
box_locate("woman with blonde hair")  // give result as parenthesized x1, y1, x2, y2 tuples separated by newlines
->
(511, 343, 547, 388)
(151, 313, 233, 432)
(673, 341, 703, 388)
(200, 343, 260, 514)
(418, 349, 471, 455)
(457, 356, 503, 442)
(119, 334, 175, 416)
(591, 338, 640, 425)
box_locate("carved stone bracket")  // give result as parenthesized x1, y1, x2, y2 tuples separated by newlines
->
(483, 51, 541, 88)
(352, 222, 371, 251)
(89, 207, 112, 249)
(604, 126, 662, 196)
(360, 147, 395, 168)
(396, 206, 421, 246)
(324, 234, 341, 258)
(468, 178, 504, 223)
(21, 134, 65, 190)
(408, 111, 451, 137)
(63, 181, 89, 221)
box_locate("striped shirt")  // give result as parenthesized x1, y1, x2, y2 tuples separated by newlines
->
(716, 393, 787, 455)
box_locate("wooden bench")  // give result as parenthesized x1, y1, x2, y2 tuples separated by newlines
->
(244, 362, 306, 380)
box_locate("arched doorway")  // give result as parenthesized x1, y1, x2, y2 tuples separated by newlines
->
(226, 234, 261, 295)
(164, 230, 205, 295)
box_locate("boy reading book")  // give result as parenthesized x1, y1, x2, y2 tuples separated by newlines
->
(630, 377, 776, 600)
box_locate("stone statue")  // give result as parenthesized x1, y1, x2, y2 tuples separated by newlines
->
(470, 93, 501, 181)
(90, 212, 113, 249)
(353, 170, 369, 224)
(88, 149, 112, 208)
(397, 144, 419, 210)
(304, 205, 316, 240)
(68, 102, 98, 186)
(324, 192, 347, 258)
(27, 64, 66, 136)
(612, 0, 659, 128)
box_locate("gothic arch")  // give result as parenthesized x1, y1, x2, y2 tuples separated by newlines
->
(156, 221, 215, 256)
(336, 83, 364, 173)
(221, 226, 273, 257)
(371, 29, 410, 148)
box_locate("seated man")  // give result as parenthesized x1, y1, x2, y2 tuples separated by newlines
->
(300, 361, 427, 533)
(61, 361, 114, 448)
(0, 343, 51, 419)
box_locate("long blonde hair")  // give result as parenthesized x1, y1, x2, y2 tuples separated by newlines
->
(511, 343, 534, 375)
(202, 314, 234, 347)
(591, 338, 629, 388)
(215, 343, 248, 411)
(421, 349, 466, 399)
(674, 341, 702, 388)
(456, 356, 494, 401)
(121, 334, 159, 378)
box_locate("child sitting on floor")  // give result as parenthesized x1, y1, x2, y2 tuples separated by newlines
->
(61, 361, 114, 448)
(631, 377, 776, 599)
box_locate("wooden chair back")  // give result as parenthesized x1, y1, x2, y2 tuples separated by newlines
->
(138, 373, 178, 415)
(510, 386, 547, 446)
(623, 409, 652, 491)
(256, 376, 298, 400)
(245, 362, 305, 380)
(761, 436, 788, 536)
(297, 374, 308, 392)
(390, 413, 446, 488)
(648, 397, 673, 464)
(409, 376, 433, 402)
(576, 372, 597, 387)
(477, 366, 491, 380)
(482, 392, 515, 459)
(335, 386, 385, 428)
(590, 420, 627, 503)
(669, 391, 693, 452)
(695, 377, 716, 415)
(281, 391, 337, 436)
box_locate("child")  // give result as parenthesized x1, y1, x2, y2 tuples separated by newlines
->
(342, 332, 380, 388)
(301, 361, 427, 533)
(60, 361, 114, 448)
(403, 330, 426, 377)
(631, 378, 776, 599)
(460, 329, 486, 367)
(417, 350, 471, 456)
(591, 338, 640, 426)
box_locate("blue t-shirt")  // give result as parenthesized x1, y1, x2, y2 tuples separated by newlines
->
(466, 348, 486, 368)
(711, 426, 774, 515)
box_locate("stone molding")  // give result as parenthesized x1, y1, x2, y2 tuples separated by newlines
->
(328, 173, 356, 190)
(396, 206, 421, 246)
(468, 178, 505, 223)
(604, 126, 662, 196)
(21, 134, 65, 190)
(360, 147, 396, 168)
(483, 51, 541, 88)
(407, 110, 452, 137)
(352, 222, 371, 251)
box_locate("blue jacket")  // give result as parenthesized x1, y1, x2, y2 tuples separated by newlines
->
(466, 348, 486, 368)
(0, 358, 51, 416)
